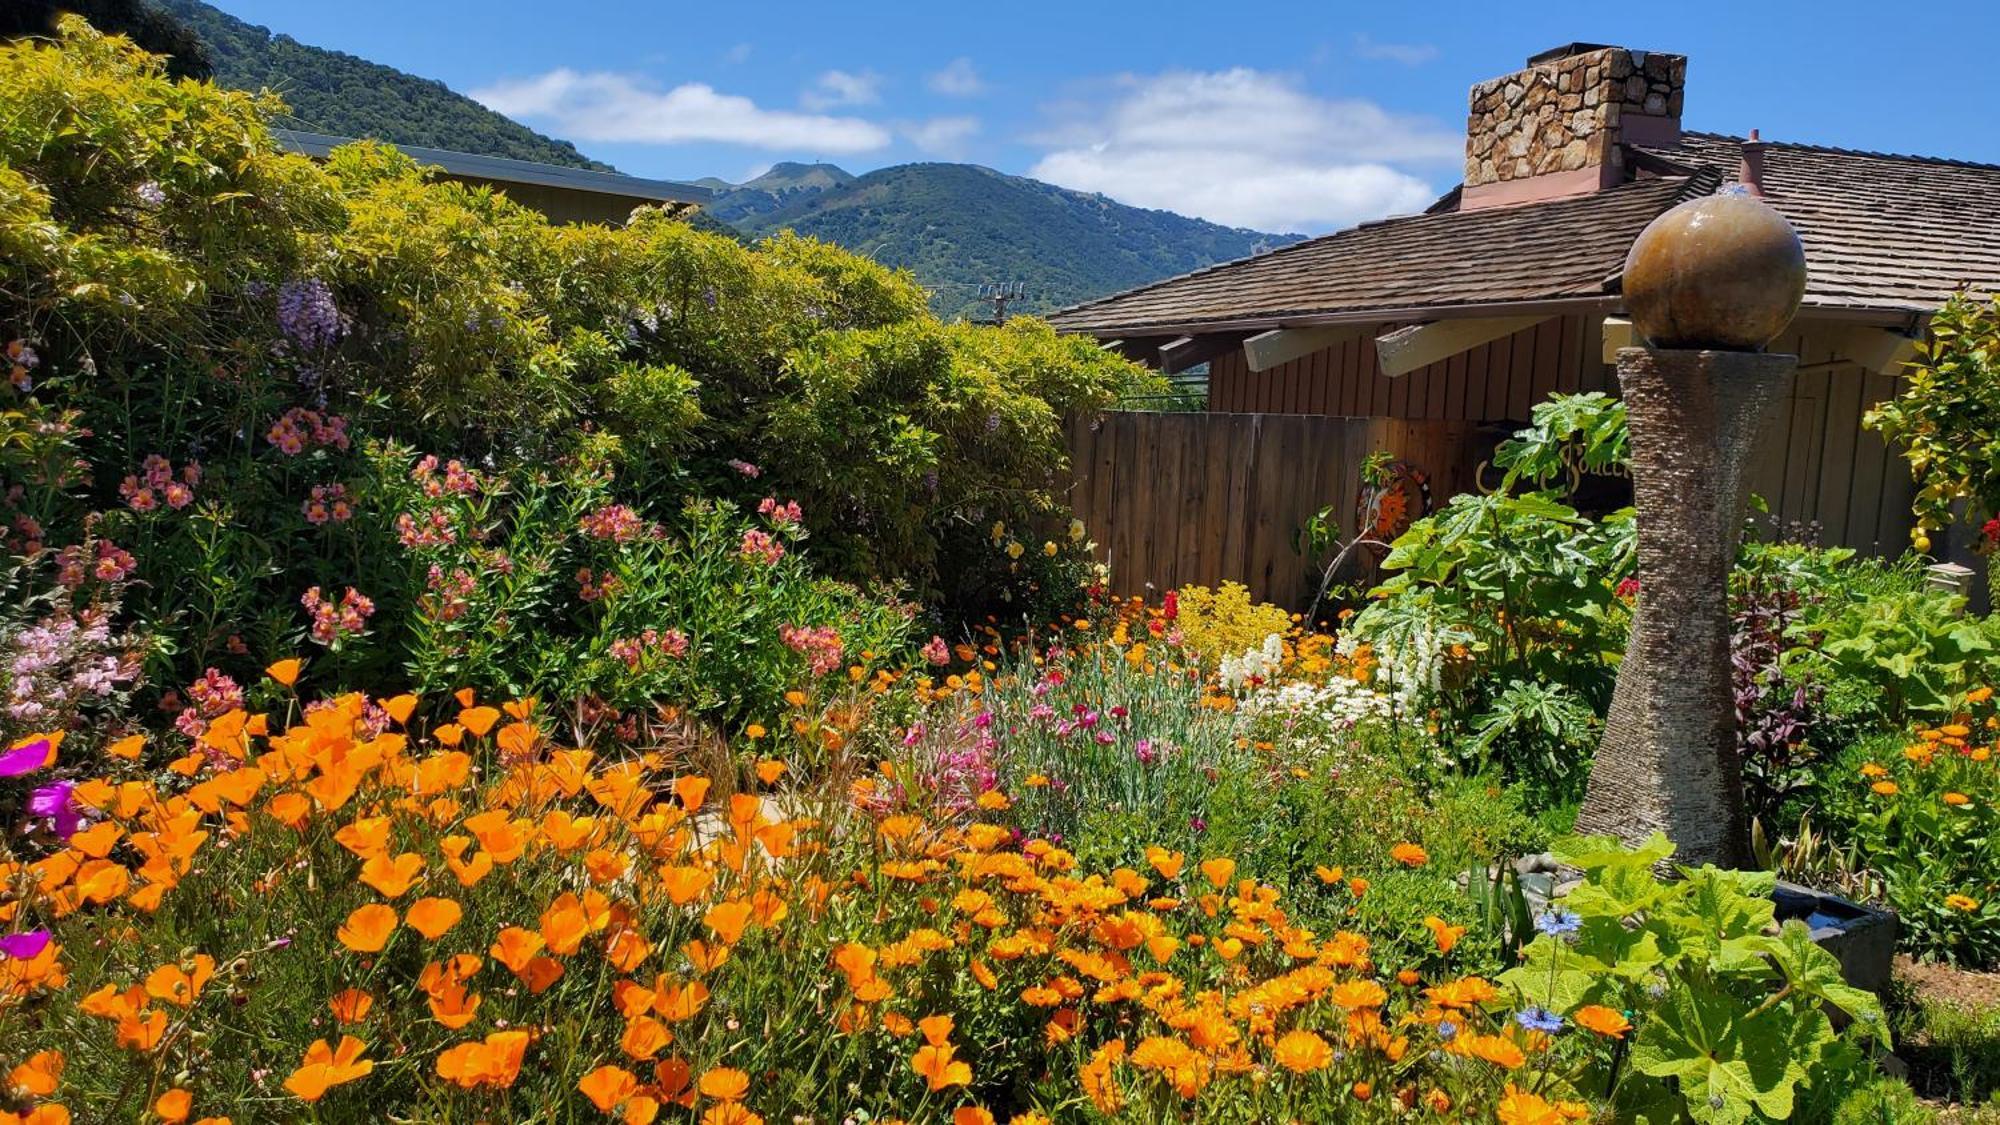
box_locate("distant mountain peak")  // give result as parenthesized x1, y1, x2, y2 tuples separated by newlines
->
(740, 162, 856, 192)
(718, 162, 1302, 321)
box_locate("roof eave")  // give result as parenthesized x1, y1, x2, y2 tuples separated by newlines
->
(274, 129, 712, 205)
(1048, 295, 1626, 339)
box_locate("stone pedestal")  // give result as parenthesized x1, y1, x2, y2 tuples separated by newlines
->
(1575, 347, 1795, 868)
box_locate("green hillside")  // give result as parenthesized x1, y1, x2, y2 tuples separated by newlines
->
(155, 0, 606, 169)
(136, 2, 1298, 319)
(724, 163, 1299, 321)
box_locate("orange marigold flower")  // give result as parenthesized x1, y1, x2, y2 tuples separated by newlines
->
(1872, 780, 1899, 796)
(1944, 792, 1971, 806)
(1390, 842, 1428, 867)
(1271, 1029, 1332, 1073)
(284, 1035, 373, 1102)
(1457, 1033, 1526, 1070)
(1946, 894, 1981, 912)
(700, 1105, 763, 1125)
(952, 1109, 995, 1125)
(697, 1067, 750, 1101)
(1573, 1005, 1632, 1039)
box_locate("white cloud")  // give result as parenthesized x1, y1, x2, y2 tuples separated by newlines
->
(1026, 68, 1458, 232)
(1353, 34, 1439, 66)
(927, 57, 984, 97)
(801, 69, 882, 111)
(471, 69, 892, 153)
(902, 116, 981, 156)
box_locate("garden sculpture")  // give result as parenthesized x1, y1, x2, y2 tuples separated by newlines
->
(1574, 188, 1808, 868)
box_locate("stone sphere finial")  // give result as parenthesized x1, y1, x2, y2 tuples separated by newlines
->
(1621, 188, 1807, 351)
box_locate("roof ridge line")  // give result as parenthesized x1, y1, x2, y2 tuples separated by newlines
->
(1045, 174, 1698, 323)
(1674, 129, 2000, 174)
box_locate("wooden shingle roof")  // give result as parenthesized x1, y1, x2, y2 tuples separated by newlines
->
(1047, 132, 2000, 336)
(1643, 132, 2000, 315)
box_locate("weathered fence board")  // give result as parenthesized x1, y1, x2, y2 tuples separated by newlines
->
(1063, 411, 1477, 609)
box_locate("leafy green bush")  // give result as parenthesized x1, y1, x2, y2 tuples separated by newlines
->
(1343, 393, 1637, 804)
(1507, 834, 1886, 1124)
(1865, 292, 2000, 553)
(0, 20, 1157, 727)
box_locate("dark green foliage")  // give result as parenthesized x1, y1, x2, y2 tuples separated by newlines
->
(156, 0, 607, 169)
(0, 0, 211, 78)
(720, 162, 1302, 321)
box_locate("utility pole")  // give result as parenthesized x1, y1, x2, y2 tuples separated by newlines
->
(976, 282, 1026, 325)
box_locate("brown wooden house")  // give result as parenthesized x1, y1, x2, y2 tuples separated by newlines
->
(1047, 44, 2000, 604)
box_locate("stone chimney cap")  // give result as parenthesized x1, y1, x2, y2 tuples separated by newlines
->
(1525, 42, 1620, 66)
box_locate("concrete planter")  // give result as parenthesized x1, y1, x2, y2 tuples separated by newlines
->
(1774, 880, 1899, 995)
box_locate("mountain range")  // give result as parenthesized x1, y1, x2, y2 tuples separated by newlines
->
(140, 1, 1300, 319)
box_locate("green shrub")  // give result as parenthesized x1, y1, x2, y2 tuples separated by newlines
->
(1507, 834, 1886, 1124)
(0, 20, 1159, 728)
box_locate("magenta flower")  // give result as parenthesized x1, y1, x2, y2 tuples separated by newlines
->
(0, 738, 51, 777)
(29, 780, 84, 839)
(0, 930, 52, 960)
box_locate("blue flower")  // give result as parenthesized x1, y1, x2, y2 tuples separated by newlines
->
(1435, 1019, 1458, 1041)
(1516, 1006, 1565, 1035)
(1534, 909, 1582, 937)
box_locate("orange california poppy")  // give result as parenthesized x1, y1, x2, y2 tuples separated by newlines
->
(620, 1015, 674, 1061)
(265, 659, 303, 687)
(703, 901, 752, 945)
(489, 927, 544, 973)
(8, 1050, 63, 1096)
(458, 707, 501, 738)
(144, 954, 215, 1008)
(579, 1065, 639, 1112)
(336, 904, 397, 954)
(406, 897, 463, 940)
(672, 776, 711, 814)
(328, 989, 374, 1023)
(154, 1088, 193, 1123)
(435, 1030, 531, 1090)
(283, 1036, 373, 1102)
(359, 852, 425, 899)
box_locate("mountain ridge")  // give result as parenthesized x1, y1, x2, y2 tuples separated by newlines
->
(715, 161, 1301, 320)
(151, 1, 1303, 320)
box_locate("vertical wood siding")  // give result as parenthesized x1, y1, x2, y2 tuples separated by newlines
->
(1063, 412, 1477, 609)
(1198, 316, 1913, 558)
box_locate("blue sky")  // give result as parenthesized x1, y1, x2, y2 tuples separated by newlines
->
(215, 0, 2000, 234)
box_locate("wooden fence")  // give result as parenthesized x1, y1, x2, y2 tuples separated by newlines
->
(1062, 411, 1478, 608)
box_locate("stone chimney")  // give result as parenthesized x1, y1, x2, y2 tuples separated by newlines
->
(1461, 44, 1686, 210)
